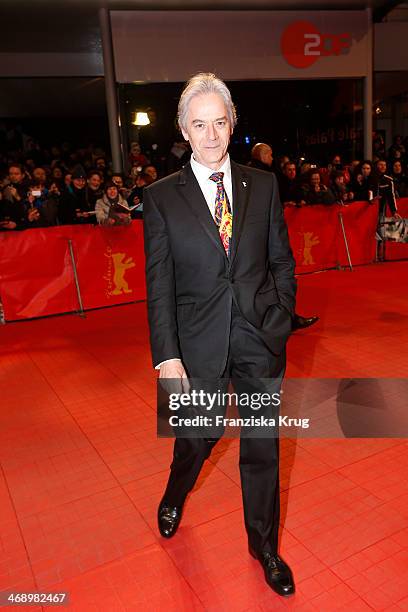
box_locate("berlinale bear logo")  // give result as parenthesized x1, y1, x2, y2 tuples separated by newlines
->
(281, 20, 352, 69)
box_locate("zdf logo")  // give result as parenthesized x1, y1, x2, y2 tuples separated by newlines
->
(281, 20, 352, 69)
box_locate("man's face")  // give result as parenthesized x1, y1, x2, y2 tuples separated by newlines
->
(73, 177, 86, 190)
(310, 173, 320, 187)
(377, 161, 387, 174)
(333, 156, 341, 166)
(144, 165, 158, 181)
(9, 166, 24, 184)
(393, 161, 402, 174)
(112, 175, 123, 188)
(88, 174, 101, 190)
(96, 158, 106, 169)
(260, 146, 273, 167)
(33, 167, 46, 184)
(284, 164, 296, 180)
(181, 93, 232, 170)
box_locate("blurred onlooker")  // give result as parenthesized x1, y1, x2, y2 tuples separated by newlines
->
(351, 160, 377, 201)
(247, 143, 273, 172)
(143, 164, 158, 182)
(95, 156, 107, 179)
(128, 142, 149, 169)
(58, 165, 95, 225)
(375, 159, 398, 217)
(0, 189, 20, 230)
(329, 170, 354, 204)
(22, 180, 58, 228)
(51, 166, 64, 182)
(127, 171, 153, 216)
(87, 171, 104, 208)
(278, 161, 303, 206)
(388, 134, 406, 160)
(167, 140, 190, 174)
(2, 163, 30, 205)
(327, 154, 342, 173)
(391, 160, 408, 198)
(300, 170, 336, 205)
(95, 182, 132, 226)
(111, 173, 131, 200)
(32, 166, 47, 186)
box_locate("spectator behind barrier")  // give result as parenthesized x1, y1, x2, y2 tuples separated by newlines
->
(300, 169, 336, 205)
(247, 143, 273, 172)
(329, 170, 354, 205)
(95, 181, 132, 226)
(87, 171, 104, 208)
(350, 160, 377, 202)
(22, 180, 58, 228)
(278, 161, 303, 207)
(127, 171, 153, 217)
(143, 165, 158, 182)
(58, 165, 96, 225)
(375, 159, 398, 217)
(391, 160, 408, 198)
(128, 142, 149, 169)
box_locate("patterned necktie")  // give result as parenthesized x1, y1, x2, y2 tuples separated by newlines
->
(209, 171, 233, 255)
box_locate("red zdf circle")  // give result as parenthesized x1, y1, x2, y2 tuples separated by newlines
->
(281, 20, 321, 69)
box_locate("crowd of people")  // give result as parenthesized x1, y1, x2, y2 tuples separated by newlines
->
(0, 141, 160, 231)
(1, 133, 407, 232)
(249, 137, 408, 218)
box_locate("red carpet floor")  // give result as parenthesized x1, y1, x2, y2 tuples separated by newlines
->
(1, 261, 407, 611)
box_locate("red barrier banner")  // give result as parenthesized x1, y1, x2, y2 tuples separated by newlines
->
(385, 197, 408, 262)
(337, 201, 379, 266)
(0, 202, 398, 321)
(0, 222, 146, 321)
(284, 205, 340, 274)
(0, 227, 77, 320)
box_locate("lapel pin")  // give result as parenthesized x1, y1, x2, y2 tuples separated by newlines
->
(242, 181, 247, 187)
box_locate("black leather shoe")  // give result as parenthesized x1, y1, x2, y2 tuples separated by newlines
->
(249, 548, 295, 597)
(158, 500, 183, 538)
(292, 314, 319, 331)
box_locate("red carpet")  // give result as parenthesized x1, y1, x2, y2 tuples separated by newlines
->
(0, 261, 407, 611)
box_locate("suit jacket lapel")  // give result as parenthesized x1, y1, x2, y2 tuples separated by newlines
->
(176, 162, 227, 258)
(230, 161, 251, 266)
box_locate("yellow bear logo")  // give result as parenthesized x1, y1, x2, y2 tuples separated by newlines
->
(111, 252, 135, 295)
(301, 232, 320, 265)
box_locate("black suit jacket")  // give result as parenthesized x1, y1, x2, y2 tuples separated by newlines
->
(143, 160, 297, 377)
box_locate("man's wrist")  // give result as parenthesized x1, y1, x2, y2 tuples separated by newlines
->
(155, 358, 181, 370)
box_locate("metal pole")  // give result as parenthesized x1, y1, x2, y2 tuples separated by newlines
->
(364, 8, 373, 160)
(68, 240, 85, 317)
(99, 7, 123, 173)
(338, 212, 353, 271)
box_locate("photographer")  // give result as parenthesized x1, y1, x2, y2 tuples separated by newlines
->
(22, 180, 59, 228)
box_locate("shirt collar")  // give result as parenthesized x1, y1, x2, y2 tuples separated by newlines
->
(190, 154, 231, 183)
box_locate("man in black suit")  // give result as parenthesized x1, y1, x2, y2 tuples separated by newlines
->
(143, 73, 296, 597)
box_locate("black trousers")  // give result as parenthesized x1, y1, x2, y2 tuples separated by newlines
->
(163, 304, 286, 555)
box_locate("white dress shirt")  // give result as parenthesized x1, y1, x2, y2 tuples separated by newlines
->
(190, 154, 233, 217)
(156, 154, 233, 370)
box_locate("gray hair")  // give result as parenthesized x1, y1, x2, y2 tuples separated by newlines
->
(177, 72, 237, 133)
